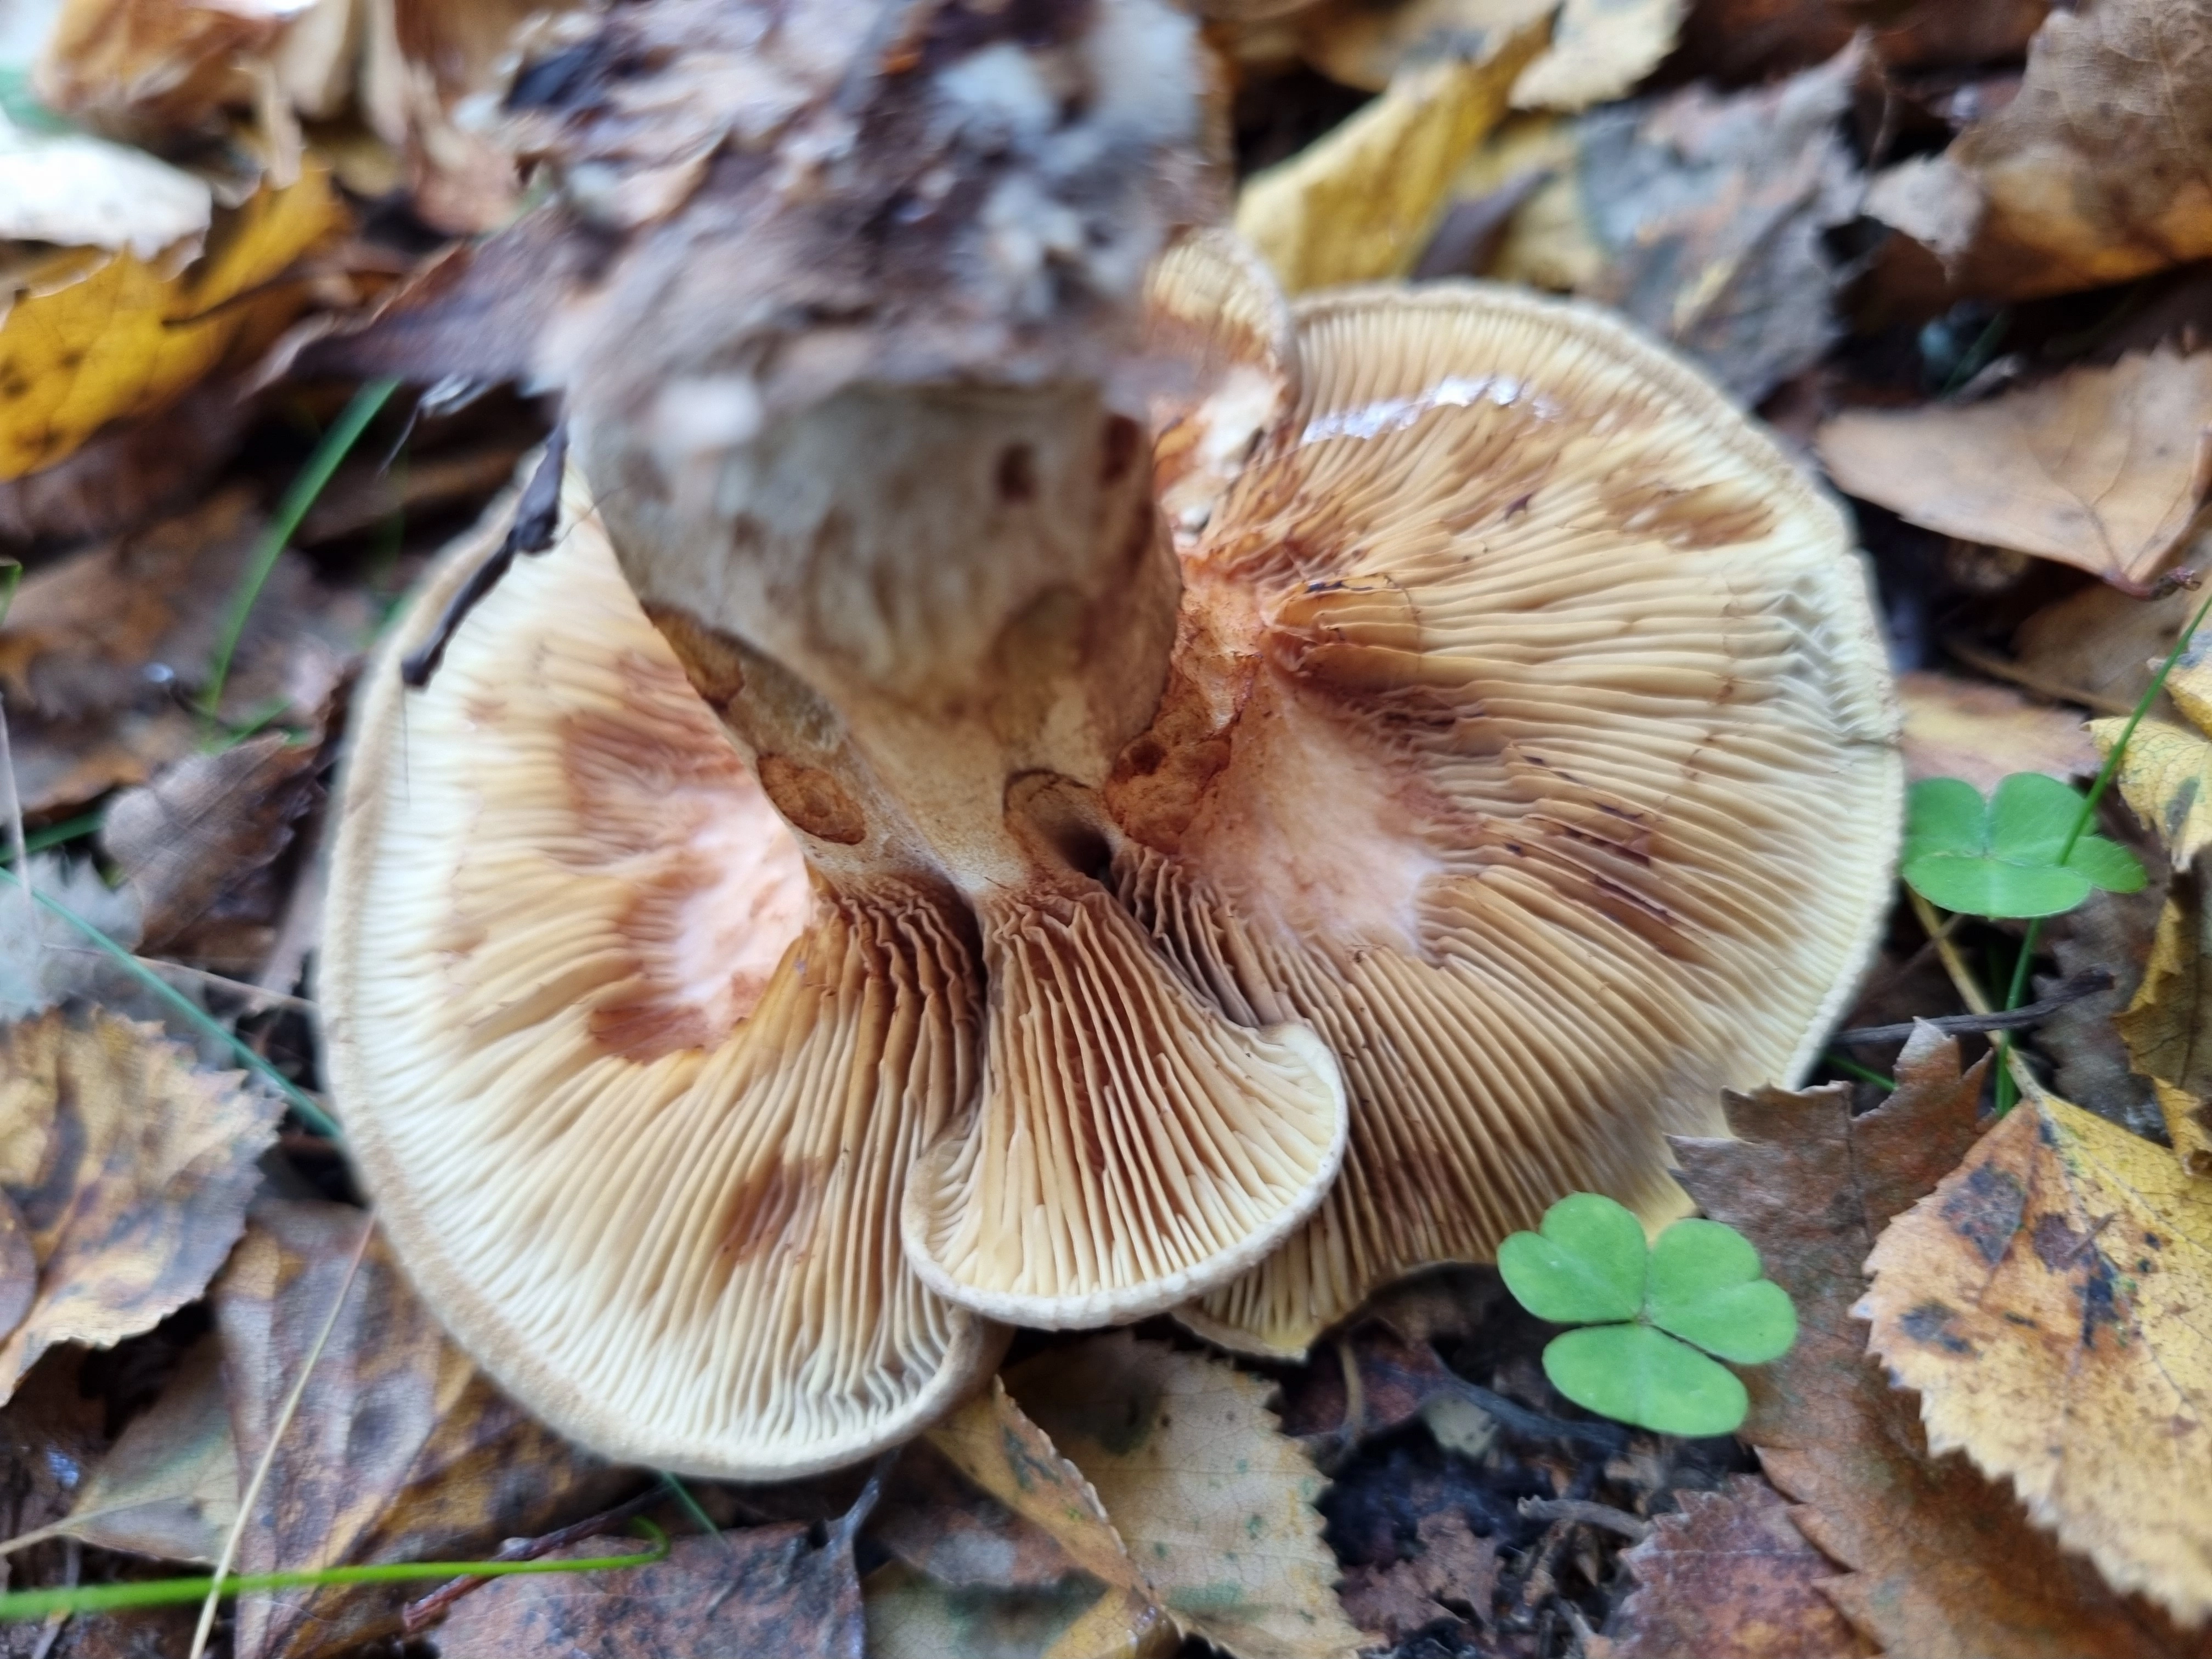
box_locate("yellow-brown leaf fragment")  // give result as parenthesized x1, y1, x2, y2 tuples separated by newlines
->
(2116, 869, 2212, 1178)
(1817, 348, 2212, 590)
(1008, 1333, 1363, 1659)
(0, 1006, 281, 1401)
(2095, 713, 2212, 871)
(1861, 1089, 2212, 1626)
(1899, 671, 2097, 793)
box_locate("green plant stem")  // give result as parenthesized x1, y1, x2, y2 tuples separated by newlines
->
(25, 884, 338, 1137)
(1823, 1053, 1895, 1091)
(1992, 582, 2212, 1113)
(200, 379, 399, 729)
(0, 814, 101, 866)
(0, 1521, 668, 1621)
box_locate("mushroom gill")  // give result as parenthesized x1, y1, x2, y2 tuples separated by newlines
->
(1105, 276, 1901, 1357)
(322, 475, 1006, 1477)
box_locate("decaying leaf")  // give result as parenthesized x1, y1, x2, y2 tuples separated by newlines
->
(1674, 1027, 2212, 1658)
(0, 119, 210, 258)
(1866, 0, 2212, 300)
(2096, 724, 2212, 875)
(1293, 0, 1679, 111)
(435, 1525, 866, 1658)
(913, 1380, 1173, 1659)
(1818, 350, 2212, 590)
(36, 0, 303, 137)
(31, 1334, 236, 1563)
(1335, 1508, 1499, 1646)
(1508, 0, 1684, 111)
(0, 167, 342, 481)
(0, 1007, 279, 1401)
(2012, 582, 2200, 716)
(1235, 9, 1550, 292)
(1596, 1475, 1867, 1659)
(2116, 868, 2212, 1175)
(215, 1201, 628, 1659)
(1673, 0, 2048, 81)
(100, 731, 323, 958)
(0, 855, 144, 1022)
(1008, 1333, 1362, 1659)
(1476, 42, 1864, 399)
(1861, 1085, 2212, 1626)
(1899, 672, 2098, 792)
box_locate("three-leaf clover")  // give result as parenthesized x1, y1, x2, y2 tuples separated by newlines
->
(1498, 1194, 1795, 1437)
(1902, 773, 2144, 918)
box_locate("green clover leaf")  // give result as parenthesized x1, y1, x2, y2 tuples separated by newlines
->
(1902, 773, 2145, 919)
(1499, 1195, 1797, 1437)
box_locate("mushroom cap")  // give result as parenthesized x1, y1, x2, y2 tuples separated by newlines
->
(321, 470, 1006, 1479)
(1103, 274, 1901, 1357)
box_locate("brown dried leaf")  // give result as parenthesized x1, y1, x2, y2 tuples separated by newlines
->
(1483, 43, 1863, 400)
(871, 1439, 1088, 1592)
(2013, 582, 2199, 715)
(1898, 671, 2097, 793)
(1008, 1333, 1362, 1659)
(1336, 1509, 1499, 1646)
(0, 1007, 279, 1401)
(1672, 0, 2047, 80)
(2096, 714, 2212, 873)
(1867, 0, 2212, 301)
(215, 1201, 628, 1659)
(2117, 866, 2212, 1174)
(1818, 349, 2212, 589)
(1596, 1475, 1866, 1659)
(1673, 1027, 2212, 1658)
(100, 733, 321, 957)
(1861, 1085, 2212, 1625)
(435, 1524, 865, 1657)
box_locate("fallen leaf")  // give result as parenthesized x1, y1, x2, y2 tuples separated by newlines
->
(1335, 1508, 1499, 1645)
(1508, 0, 1683, 111)
(1008, 1333, 1363, 1659)
(1899, 671, 2098, 792)
(100, 732, 323, 957)
(0, 855, 144, 1022)
(0, 167, 341, 481)
(871, 1440, 1088, 1592)
(2116, 867, 2212, 1175)
(1235, 8, 1551, 292)
(915, 1380, 1173, 1659)
(1482, 42, 1864, 400)
(2039, 886, 2171, 1147)
(35, 0, 298, 136)
(435, 1524, 866, 1658)
(2095, 720, 2212, 872)
(0, 120, 210, 258)
(0, 1006, 279, 1401)
(1866, 0, 2212, 300)
(2012, 582, 2199, 716)
(215, 1201, 629, 1659)
(1595, 1474, 1867, 1659)
(1818, 349, 2212, 590)
(35, 1334, 236, 1563)
(1672, 0, 2047, 80)
(864, 1560, 1132, 1659)
(1673, 1026, 2212, 1657)
(0, 374, 253, 543)
(1861, 1084, 2212, 1625)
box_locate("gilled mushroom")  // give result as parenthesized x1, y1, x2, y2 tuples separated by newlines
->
(321, 0, 1897, 1476)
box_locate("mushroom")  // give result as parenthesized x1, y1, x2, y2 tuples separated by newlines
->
(321, 0, 1897, 1475)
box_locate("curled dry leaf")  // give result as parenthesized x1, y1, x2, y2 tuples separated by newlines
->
(1294, 0, 1680, 111)
(1235, 10, 1550, 292)
(215, 1201, 629, 1659)
(1594, 1474, 1867, 1659)
(1817, 349, 2212, 591)
(1476, 43, 1864, 400)
(37, 1334, 236, 1564)
(0, 119, 210, 258)
(435, 1525, 866, 1658)
(2115, 867, 2212, 1176)
(1007, 1332, 1363, 1659)
(1860, 1086, 2212, 1626)
(1506, 0, 1684, 111)
(0, 167, 342, 481)
(1866, 0, 2212, 301)
(1673, 1027, 2212, 1658)
(1334, 1508, 1499, 1646)
(1898, 672, 2097, 792)
(2012, 583, 2200, 716)
(2094, 638, 2212, 872)
(0, 1007, 279, 1402)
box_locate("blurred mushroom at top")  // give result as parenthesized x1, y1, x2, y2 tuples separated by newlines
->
(319, 0, 1901, 1475)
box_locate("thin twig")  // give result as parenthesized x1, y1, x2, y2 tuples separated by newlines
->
(1833, 967, 2114, 1045)
(1517, 1497, 1650, 1542)
(402, 1486, 663, 1636)
(1906, 889, 2042, 1097)
(190, 1212, 375, 1659)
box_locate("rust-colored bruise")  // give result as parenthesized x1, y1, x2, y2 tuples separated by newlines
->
(715, 1155, 826, 1266)
(1105, 657, 1242, 852)
(756, 755, 867, 844)
(1598, 475, 1779, 550)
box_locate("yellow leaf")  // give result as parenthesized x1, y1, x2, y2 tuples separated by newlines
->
(1235, 11, 1550, 293)
(1860, 1087, 2212, 1626)
(0, 1006, 281, 1400)
(1899, 670, 2097, 794)
(2115, 872, 2212, 1179)
(1009, 1333, 1363, 1659)
(1509, 0, 1685, 112)
(0, 165, 341, 480)
(2092, 714, 2212, 870)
